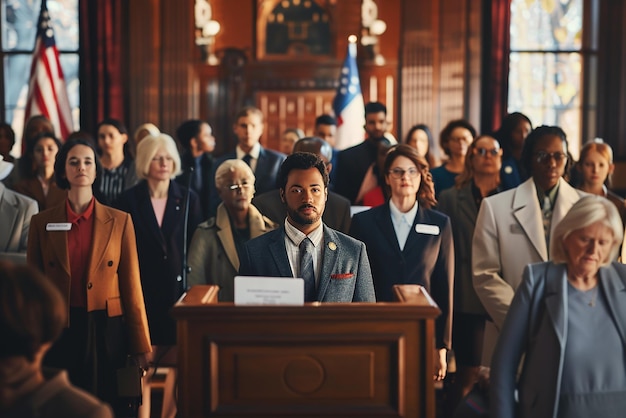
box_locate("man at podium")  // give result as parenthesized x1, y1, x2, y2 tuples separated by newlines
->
(239, 152, 375, 302)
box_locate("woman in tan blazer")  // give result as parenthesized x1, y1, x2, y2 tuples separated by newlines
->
(27, 138, 151, 416)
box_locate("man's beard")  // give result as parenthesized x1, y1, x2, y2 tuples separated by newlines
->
(287, 204, 321, 226)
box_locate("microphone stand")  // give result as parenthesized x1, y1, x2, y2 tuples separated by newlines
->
(181, 163, 194, 291)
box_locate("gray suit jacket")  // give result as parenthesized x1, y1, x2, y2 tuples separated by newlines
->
(490, 262, 626, 418)
(252, 189, 352, 234)
(239, 225, 376, 302)
(0, 182, 38, 262)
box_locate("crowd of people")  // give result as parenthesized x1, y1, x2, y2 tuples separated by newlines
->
(1, 102, 626, 418)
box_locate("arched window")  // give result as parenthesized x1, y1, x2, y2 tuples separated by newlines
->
(508, 0, 594, 157)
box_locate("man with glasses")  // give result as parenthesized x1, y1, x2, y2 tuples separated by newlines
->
(239, 152, 375, 302)
(472, 126, 585, 368)
(187, 159, 277, 301)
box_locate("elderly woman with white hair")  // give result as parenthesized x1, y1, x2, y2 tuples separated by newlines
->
(490, 195, 626, 418)
(187, 159, 277, 301)
(114, 133, 202, 418)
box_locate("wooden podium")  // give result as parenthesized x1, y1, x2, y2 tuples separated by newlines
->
(171, 285, 440, 418)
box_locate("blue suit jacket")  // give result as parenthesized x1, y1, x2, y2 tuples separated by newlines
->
(350, 202, 454, 349)
(238, 225, 375, 302)
(490, 261, 626, 418)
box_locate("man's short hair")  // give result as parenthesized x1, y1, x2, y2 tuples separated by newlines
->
(235, 106, 264, 122)
(277, 152, 329, 190)
(315, 114, 336, 127)
(176, 119, 205, 150)
(293, 137, 333, 162)
(0, 261, 66, 361)
(364, 102, 387, 117)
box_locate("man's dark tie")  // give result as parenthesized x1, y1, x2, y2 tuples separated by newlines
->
(299, 238, 316, 302)
(242, 154, 252, 167)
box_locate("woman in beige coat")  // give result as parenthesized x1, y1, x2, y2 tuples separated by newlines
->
(187, 159, 276, 301)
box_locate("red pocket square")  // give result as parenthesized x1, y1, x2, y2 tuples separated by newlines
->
(330, 273, 354, 279)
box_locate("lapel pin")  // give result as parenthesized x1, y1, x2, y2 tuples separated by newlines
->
(328, 242, 337, 251)
(504, 165, 513, 174)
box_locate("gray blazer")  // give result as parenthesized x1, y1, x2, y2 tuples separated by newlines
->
(0, 182, 38, 262)
(490, 261, 626, 418)
(239, 225, 376, 302)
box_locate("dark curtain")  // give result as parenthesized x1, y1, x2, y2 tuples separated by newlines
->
(481, 0, 511, 134)
(79, 0, 126, 136)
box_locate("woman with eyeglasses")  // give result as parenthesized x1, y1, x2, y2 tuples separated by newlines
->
(437, 136, 504, 414)
(187, 159, 277, 301)
(114, 133, 201, 418)
(473, 126, 586, 375)
(430, 119, 477, 197)
(350, 144, 454, 381)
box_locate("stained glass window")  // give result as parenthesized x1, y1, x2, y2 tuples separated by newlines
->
(509, 0, 583, 156)
(1, 0, 79, 155)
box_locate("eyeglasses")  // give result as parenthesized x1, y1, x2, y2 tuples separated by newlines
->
(534, 151, 568, 164)
(226, 183, 252, 192)
(473, 147, 500, 157)
(388, 167, 420, 179)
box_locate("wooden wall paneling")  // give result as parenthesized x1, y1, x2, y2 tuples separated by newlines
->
(212, 0, 255, 61)
(158, 0, 194, 136)
(256, 90, 335, 152)
(400, 0, 442, 162)
(438, 0, 467, 127)
(128, 0, 162, 133)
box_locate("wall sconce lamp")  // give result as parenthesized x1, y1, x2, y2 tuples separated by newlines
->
(195, 0, 221, 65)
(361, 0, 386, 65)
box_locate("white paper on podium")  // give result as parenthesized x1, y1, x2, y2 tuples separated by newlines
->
(234, 276, 304, 306)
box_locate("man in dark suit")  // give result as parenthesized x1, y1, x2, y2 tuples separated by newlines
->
(210, 106, 286, 215)
(239, 152, 375, 302)
(252, 136, 352, 233)
(175, 119, 215, 219)
(314, 114, 339, 188)
(333, 101, 393, 204)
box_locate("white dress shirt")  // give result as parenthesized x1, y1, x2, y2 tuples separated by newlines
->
(389, 199, 418, 251)
(284, 220, 324, 286)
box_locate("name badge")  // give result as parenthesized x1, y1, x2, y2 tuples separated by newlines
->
(46, 223, 72, 231)
(415, 224, 440, 235)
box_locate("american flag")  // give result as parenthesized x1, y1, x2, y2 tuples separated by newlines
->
(23, 0, 73, 144)
(332, 40, 365, 150)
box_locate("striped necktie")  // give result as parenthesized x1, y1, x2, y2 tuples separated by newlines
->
(299, 238, 316, 302)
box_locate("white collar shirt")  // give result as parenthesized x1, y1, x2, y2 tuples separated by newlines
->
(284, 220, 324, 285)
(389, 199, 418, 251)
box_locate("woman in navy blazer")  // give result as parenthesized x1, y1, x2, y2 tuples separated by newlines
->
(114, 133, 201, 418)
(350, 144, 454, 381)
(491, 196, 626, 418)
